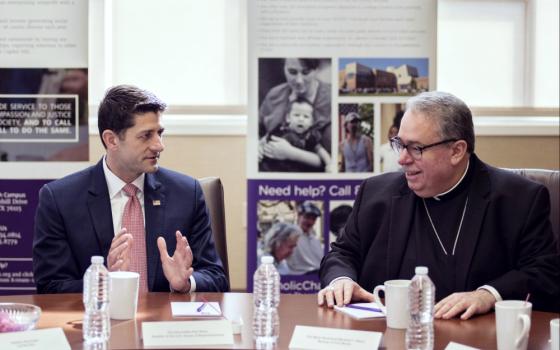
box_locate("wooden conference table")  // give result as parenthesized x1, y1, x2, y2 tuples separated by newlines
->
(0, 292, 556, 349)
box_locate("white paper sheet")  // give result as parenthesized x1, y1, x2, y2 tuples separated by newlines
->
(170, 302, 222, 317)
(334, 302, 385, 319)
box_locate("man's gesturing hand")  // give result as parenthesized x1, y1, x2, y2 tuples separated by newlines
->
(107, 228, 133, 271)
(157, 230, 194, 293)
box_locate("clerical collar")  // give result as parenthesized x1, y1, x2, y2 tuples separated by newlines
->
(432, 160, 470, 201)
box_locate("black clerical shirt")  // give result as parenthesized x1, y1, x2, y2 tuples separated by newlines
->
(398, 159, 475, 301)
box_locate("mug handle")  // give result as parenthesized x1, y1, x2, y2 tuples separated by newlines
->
(515, 314, 531, 349)
(373, 285, 387, 315)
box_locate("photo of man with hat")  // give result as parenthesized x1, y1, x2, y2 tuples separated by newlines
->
(286, 201, 324, 274)
(339, 110, 373, 173)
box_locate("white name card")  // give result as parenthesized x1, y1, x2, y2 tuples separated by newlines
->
(0, 328, 71, 350)
(289, 325, 382, 350)
(445, 341, 480, 350)
(142, 320, 233, 348)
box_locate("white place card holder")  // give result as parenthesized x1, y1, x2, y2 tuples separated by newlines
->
(289, 325, 382, 350)
(142, 320, 233, 348)
(445, 341, 480, 350)
(0, 328, 71, 350)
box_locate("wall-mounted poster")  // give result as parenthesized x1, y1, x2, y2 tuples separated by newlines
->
(0, 1, 88, 295)
(247, 0, 437, 293)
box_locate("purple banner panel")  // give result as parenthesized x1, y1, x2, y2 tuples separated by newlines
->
(247, 179, 363, 293)
(0, 179, 50, 295)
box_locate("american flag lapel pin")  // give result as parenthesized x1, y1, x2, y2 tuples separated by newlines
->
(152, 200, 161, 206)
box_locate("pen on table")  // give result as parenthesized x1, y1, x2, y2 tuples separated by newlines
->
(196, 302, 207, 312)
(200, 296, 227, 318)
(345, 304, 383, 313)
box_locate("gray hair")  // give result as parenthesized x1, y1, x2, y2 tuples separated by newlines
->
(263, 222, 302, 255)
(406, 91, 475, 153)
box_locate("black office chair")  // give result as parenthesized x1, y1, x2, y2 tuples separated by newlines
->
(506, 168, 559, 251)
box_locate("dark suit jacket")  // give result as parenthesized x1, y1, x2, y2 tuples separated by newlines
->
(33, 159, 229, 293)
(320, 154, 560, 311)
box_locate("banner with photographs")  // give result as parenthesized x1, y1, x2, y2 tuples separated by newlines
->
(247, 0, 437, 293)
(247, 179, 362, 292)
(0, 1, 88, 295)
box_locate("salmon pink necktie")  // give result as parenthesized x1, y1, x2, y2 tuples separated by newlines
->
(121, 183, 148, 292)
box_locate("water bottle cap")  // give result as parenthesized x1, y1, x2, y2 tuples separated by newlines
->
(415, 266, 428, 275)
(91, 256, 104, 264)
(261, 255, 274, 264)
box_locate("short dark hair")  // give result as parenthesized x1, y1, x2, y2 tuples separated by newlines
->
(297, 201, 321, 217)
(285, 58, 320, 71)
(97, 85, 167, 148)
(406, 91, 475, 153)
(289, 96, 313, 112)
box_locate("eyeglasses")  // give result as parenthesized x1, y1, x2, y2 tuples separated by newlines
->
(390, 137, 458, 160)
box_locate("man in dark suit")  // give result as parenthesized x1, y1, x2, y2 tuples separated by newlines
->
(33, 85, 228, 293)
(318, 91, 559, 319)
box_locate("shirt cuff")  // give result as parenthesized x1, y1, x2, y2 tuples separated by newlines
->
(189, 275, 197, 293)
(170, 275, 197, 294)
(329, 276, 353, 286)
(477, 285, 502, 304)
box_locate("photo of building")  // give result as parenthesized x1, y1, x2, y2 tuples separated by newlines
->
(339, 58, 429, 95)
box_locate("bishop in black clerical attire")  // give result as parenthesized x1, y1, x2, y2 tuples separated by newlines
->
(318, 91, 560, 319)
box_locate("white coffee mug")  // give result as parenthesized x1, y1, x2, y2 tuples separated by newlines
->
(373, 279, 410, 329)
(109, 271, 139, 320)
(495, 300, 532, 350)
(551, 318, 559, 350)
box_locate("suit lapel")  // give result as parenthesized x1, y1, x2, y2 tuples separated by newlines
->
(454, 157, 491, 291)
(144, 172, 165, 291)
(87, 160, 115, 255)
(387, 182, 416, 279)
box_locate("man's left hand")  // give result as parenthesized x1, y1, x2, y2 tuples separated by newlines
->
(434, 289, 496, 320)
(157, 230, 194, 293)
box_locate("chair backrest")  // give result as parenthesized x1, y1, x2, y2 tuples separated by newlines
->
(507, 169, 559, 251)
(198, 177, 230, 283)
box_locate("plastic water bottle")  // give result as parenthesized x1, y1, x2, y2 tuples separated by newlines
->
(253, 255, 280, 347)
(406, 266, 435, 350)
(83, 256, 111, 343)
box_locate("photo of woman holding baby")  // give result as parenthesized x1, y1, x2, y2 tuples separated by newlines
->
(258, 58, 332, 173)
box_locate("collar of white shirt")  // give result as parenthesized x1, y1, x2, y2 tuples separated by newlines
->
(102, 155, 145, 198)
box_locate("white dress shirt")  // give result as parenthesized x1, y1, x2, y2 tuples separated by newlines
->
(102, 157, 196, 292)
(102, 158, 145, 236)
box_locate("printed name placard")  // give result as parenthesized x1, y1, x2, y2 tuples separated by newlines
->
(0, 328, 71, 350)
(289, 325, 381, 350)
(142, 320, 233, 348)
(445, 342, 480, 350)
